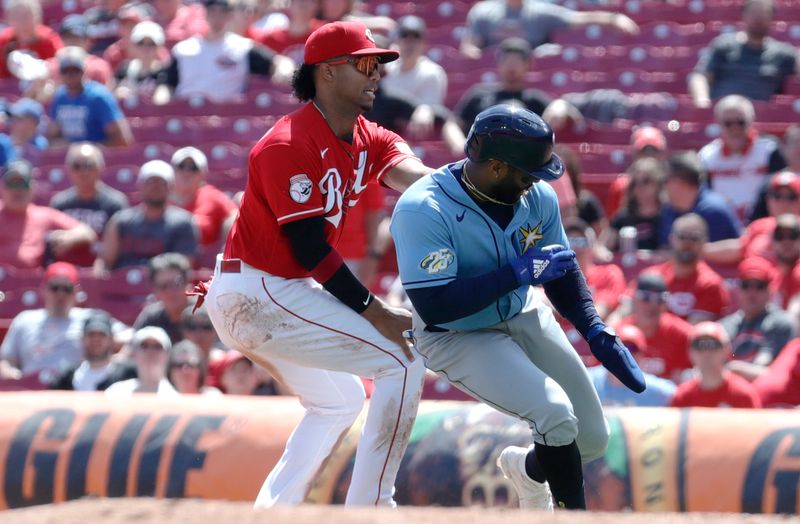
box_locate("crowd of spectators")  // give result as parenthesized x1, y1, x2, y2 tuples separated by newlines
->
(0, 0, 799, 409)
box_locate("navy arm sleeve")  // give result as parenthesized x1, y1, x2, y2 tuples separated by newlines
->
(406, 265, 519, 326)
(543, 266, 603, 339)
(281, 216, 372, 312)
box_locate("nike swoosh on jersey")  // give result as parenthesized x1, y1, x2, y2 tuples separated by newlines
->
(321, 147, 329, 158)
(456, 210, 466, 222)
(532, 259, 549, 279)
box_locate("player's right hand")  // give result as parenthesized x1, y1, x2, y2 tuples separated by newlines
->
(510, 244, 578, 287)
(361, 297, 416, 362)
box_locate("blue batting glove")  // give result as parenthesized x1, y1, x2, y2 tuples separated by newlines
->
(587, 324, 646, 393)
(510, 244, 578, 287)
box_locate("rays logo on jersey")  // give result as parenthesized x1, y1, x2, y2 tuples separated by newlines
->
(532, 259, 550, 279)
(420, 249, 454, 274)
(518, 222, 543, 253)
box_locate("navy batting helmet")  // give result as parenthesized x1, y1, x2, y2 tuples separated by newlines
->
(464, 104, 564, 181)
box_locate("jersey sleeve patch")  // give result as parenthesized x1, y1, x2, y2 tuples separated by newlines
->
(289, 174, 313, 203)
(420, 248, 455, 274)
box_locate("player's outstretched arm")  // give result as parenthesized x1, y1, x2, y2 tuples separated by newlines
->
(544, 268, 646, 393)
(382, 158, 434, 193)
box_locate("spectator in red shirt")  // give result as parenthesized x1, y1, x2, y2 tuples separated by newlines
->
(753, 338, 800, 407)
(0, 0, 63, 78)
(705, 170, 800, 266)
(614, 273, 693, 382)
(152, 0, 209, 47)
(0, 160, 96, 268)
(604, 126, 668, 219)
(256, 0, 323, 59)
(765, 213, 800, 309)
(670, 321, 762, 408)
(642, 213, 731, 323)
(565, 217, 625, 319)
(169, 147, 237, 247)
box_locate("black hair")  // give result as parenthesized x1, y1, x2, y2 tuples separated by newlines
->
(666, 151, 707, 187)
(292, 63, 316, 102)
(148, 252, 191, 283)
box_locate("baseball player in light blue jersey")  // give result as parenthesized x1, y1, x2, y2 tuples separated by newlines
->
(391, 104, 645, 511)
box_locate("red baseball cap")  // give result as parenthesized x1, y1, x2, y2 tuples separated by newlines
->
(690, 321, 730, 346)
(304, 21, 399, 65)
(737, 257, 776, 283)
(769, 171, 800, 195)
(43, 261, 79, 285)
(631, 126, 667, 152)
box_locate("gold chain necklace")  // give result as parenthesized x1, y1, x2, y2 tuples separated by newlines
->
(461, 163, 513, 206)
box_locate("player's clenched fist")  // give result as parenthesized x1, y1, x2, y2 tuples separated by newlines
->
(511, 244, 577, 287)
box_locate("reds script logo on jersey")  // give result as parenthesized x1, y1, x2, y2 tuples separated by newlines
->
(319, 150, 370, 228)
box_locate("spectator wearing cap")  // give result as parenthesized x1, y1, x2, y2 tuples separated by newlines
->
(382, 16, 447, 107)
(605, 126, 668, 219)
(660, 151, 742, 246)
(154, 0, 294, 105)
(588, 324, 676, 407)
(213, 350, 259, 395)
(105, 326, 179, 397)
(612, 273, 693, 382)
(132, 252, 192, 344)
(46, 46, 133, 147)
(698, 96, 787, 221)
(706, 170, 800, 266)
(750, 124, 800, 221)
(0, 160, 96, 268)
(151, 0, 209, 48)
(670, 322, 762, 408)
(167, 340, 222, 396)
(645, 213, 731, 323)
(0, 0, 63, 78)
(113, 20, 168, 100)
(753, 338, 800, 407)
(768, 214, 800, 311)
(103, 3, 168, 72)
(689, 0, 798, 108)
(49, 310, 135, 391)
(47, 14, 114, 88)
(606, 157, 666, 253)
(96, 160, 199, 272)
(719, 257, 794, 381)
(0, 98, 47, 167)
(255, 0, 323, 58)
(459, 0, 638, 59)
(49, 142, 129, 267)
(0, 262, 99, 384)
(169, 146, 236, 247)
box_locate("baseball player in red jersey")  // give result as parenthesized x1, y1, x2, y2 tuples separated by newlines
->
(202, 22, 432, 507)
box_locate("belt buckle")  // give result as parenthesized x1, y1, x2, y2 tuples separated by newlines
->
(221, 259, 241, 273)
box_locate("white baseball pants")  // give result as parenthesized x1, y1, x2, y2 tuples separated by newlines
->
(204, 256, 425, 507)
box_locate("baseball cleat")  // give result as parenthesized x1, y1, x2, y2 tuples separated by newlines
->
(497, 446, 554, 511)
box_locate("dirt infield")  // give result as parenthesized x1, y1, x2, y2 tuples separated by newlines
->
(1, 499, 794, 524)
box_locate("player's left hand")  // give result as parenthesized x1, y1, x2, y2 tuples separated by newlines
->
(587, 325, 646, 393)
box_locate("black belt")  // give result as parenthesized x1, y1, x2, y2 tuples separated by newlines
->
(425, 325, 448, 332)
